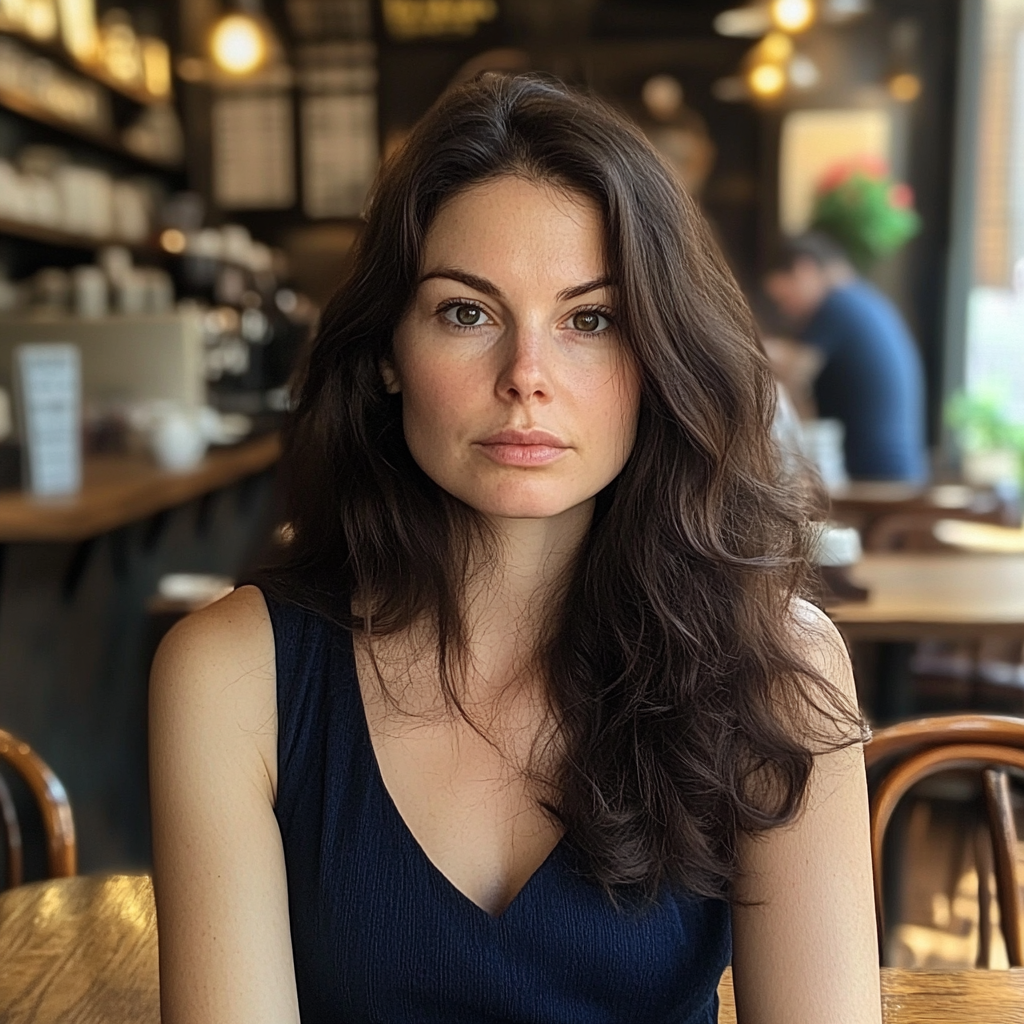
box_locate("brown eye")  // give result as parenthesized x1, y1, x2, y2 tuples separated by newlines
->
(442, 304, 490, 327)
(571, 310, 610, 333)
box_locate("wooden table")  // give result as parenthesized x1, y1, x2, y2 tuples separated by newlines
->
(0, 875, 158, 1024)
(1, 874, 1023, 1023)
(718, 965, 1024, 1023)
(0, 433, 280, 543)
(829, 481, 1012, 533)
(828, 552, 1024, 642)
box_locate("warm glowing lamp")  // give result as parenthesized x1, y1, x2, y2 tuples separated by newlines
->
(888, 72, 921, 102)
(748, 62, 786, 98)
(210, 12, 268, 76)
(160, 228, 187, 254)
(758, 30, 794, 63)
(770, 0, 816, 33)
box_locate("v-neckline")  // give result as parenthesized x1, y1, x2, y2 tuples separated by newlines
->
(344, 630, 565, 920)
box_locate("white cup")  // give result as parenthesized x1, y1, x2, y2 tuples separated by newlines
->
(150, 409, 208, 471)
(809, 523, 863, 567)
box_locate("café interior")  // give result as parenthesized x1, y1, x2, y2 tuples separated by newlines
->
(0, 0, 1023, 1019)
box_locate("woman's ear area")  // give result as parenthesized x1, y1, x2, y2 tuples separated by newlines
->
(380, 359, 401, 394)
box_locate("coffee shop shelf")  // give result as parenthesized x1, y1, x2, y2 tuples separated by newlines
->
(0, 432, 280, 543)
(0, 87, 184, 174)
(0, 214, 165, 255)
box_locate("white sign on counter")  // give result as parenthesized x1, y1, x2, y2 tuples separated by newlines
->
(15, 343, 82, 497)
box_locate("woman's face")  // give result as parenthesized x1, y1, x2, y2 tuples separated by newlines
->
(389, 176, 641, 521)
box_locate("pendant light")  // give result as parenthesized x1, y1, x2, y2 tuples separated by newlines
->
(209, 0, 276, 77)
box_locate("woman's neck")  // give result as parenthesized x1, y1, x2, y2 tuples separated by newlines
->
(458, 498, 594, 701)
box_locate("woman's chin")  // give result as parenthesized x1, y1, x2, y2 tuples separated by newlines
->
(460, 486, 590, 522)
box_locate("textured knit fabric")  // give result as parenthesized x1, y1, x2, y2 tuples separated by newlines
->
(267, 595, 732, 1024)
(802, 280, 928, 482)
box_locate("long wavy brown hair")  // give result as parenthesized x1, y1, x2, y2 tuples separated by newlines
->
(259, 73, 865, 901)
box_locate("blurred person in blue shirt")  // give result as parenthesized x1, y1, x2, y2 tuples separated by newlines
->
(764, 232, 928, 483)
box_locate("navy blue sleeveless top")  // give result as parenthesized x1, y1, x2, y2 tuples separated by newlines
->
(268, 596, 731, 1023)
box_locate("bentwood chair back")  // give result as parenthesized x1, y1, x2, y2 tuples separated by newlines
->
(0, 729, 76, 889)
(865, 715, 1024, 967)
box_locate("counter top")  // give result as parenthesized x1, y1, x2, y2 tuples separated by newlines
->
(0, 432, 280, 543)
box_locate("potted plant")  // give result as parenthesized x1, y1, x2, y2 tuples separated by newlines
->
(944, 388, 1024, 489)
(811, 156, 921, 271)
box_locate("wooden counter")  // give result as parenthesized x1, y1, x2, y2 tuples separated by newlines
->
(0, 432, 280, 543)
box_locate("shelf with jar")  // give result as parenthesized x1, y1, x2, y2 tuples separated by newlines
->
(0, 1, 174, 107)
(0, 213, 161, 254)
(0, 13, 183, 172)
(0, 145, 168, 262)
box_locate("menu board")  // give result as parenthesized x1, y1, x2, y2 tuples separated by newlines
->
(212, 91, 296, 209)
(302, 91, 377, 218)
(299, 41, 378, 219)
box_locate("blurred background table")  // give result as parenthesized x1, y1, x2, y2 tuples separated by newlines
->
(829, 482, 1018, 539)
(828, 552, 1024, 643)
(827, 552, 1024, 721)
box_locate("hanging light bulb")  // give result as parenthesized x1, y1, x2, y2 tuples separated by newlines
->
(770, 0, 816, 32)
(758, 31, 794, 63)
(210, 12, 268, 76)
(888, 72, 921, 102)
(748, 62, 787, 98)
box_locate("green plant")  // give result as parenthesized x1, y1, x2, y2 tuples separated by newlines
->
(944, 388, 1024, 454)
(811, 157, 921, 271)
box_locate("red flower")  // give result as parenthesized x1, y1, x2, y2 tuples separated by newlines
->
(889, 182, 914, 209)
(816, 155, 891, 195)
(855, 154, 889, 179)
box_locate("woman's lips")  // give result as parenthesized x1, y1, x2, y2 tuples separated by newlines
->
(474, 429, 570, 466)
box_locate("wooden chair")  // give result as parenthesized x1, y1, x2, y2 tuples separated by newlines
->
(865, 715, 1024, 967)
(0, 729, 76, 889)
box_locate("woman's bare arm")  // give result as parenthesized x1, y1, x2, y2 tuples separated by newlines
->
(149, 585, 300, 1024)
(730, 602, 882, 1024)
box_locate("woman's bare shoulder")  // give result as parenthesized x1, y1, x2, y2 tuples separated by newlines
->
(157, 583, 272, 661)
(787, 596, 855, 700)
(150, 584, 278, 796)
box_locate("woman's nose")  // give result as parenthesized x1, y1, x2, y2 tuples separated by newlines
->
(495, 323, 553, 404)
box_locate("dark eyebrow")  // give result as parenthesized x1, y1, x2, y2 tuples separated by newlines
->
(417, 268, 613, 304)
(557, 277, 613, 302)
(418, 268, 503, 300)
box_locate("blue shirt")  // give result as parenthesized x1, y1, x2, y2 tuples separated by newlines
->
(803, 281, 928, 482)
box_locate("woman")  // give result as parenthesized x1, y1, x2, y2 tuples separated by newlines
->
(150, 74, 881, 1023)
